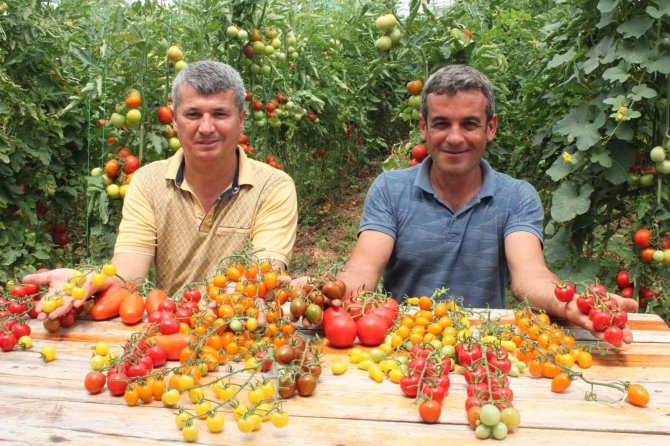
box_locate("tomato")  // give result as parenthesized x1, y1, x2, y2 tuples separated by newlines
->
(84, 371, 106, 394)
(407, 79, 424, 95)
(325, 313, 357, 348)
(304, 303, 323, 324)
(633, 228, 652, 249)
(159, 317, 180, 335)
(156, 106, 173, 124)
(590, 310, 611, 332)
(457, 343, 483, 367)
(123, 155, 140, 174)
(479, 404, 501, 427)
(419, 399, 441, 423)
(125, 93, 141, 109)
(554, 282, 575, 302)
(10, 285, 26, 297)
(144, 289, 168, 315)
(322, 280, 345, 301)
(278, 373, 297, 398)
(182, 288, 201, 304)
(576, 294, 595, 314)
(400, 373, 420, 397)
(422, 384, 446, 403)
(0, 333, 17, 352)
(271, 411, 289, 428)
(296, 373, 317, 396)
(104, 159, 121, 178)
(551, 372, 572, 393)
(467, 405, 482, 429)
(615, 271, 632, 289)
(619, 287, 635, 299)
(322, 305, 346, 328)
(119, 292, 145, 325)
(356, 313, 388, 346)
(603, 326, 623, 346)
(411, 144, 428, 162)
(153, 333, 196, 360)
(91, 283, 128, 320)
(275, 344, 296, 364)
(11, 322, 30, 339)
(107, 372, 128, 396)
(626, 383, 650, 407)
(290, 298, 307, 318)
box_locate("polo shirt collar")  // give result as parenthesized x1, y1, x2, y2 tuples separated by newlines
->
(414, 156, 496, 199)
(165, 146, 256, 188)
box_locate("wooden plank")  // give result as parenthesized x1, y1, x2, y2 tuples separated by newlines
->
(2, 312, 668, 445)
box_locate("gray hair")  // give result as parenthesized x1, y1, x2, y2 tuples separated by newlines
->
(421, 64, 495, 120)
(172, 61, 245, 112)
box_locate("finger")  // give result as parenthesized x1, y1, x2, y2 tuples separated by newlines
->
(277, 275, 293, 284)
(302, 318, 312, 329)
(623, 327, 634, 344)
(22, 271, 52, 286)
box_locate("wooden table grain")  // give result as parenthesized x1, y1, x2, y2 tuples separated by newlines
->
(1, 311, 669, 446)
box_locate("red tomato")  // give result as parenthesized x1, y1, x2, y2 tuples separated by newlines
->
(419, 400, 441, 424)
(183, 288, 201, 304)
(146, 345, 167, 367)
(322, 305, 347, 329)
(554, 282, 575, 302)
(90, 283, 128, 320)
(0, 333, 17, 352)
(615, 271, 632, 289)
(153, 333, 195, 360)
(633, 228, 651, 249)
(619, 287, 635, 299)
(156, 106, 173, 124)
(325, 313, 357, 348)
(604, 326, 623, 346)
(84, 371, 107, 394)
(356, 313, 388, 346)
(107, 372, 128, 396)
(123, 155, 140, 174)
(400, 373, 420, 397)
(411, 144, 428, 162)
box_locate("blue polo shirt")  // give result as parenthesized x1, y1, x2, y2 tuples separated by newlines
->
(359, 157, 544, 308)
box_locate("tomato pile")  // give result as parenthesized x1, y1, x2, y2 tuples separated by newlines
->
(78, 255, 329, 440)
(633, 228, 670, 265)
(322, 289, 399, 348)
(0, 282, 43, 352)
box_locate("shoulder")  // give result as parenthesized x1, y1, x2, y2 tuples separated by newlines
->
(131, 158, 172, 186)
(370, 165, 420, 192)
(490, 169, 540, 200)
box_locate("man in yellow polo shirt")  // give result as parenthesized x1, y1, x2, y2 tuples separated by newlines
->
(26, 61, 297, 318)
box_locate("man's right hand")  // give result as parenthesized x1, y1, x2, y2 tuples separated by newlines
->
(22, 269, 101, 320)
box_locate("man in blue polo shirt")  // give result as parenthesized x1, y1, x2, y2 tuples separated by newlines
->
(339, 64, 637, 344)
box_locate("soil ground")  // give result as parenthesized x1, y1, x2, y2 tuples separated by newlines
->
(290, 163, 378, 278)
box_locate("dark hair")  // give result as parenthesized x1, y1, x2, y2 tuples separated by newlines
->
(421, 64, 495, 120)
(172, 61, 245, 112)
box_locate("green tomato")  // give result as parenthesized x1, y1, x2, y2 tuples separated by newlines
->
(174, 60, 187, 72)
(90, 167, 103, 177)
(260, 65, 272, 76)
(389, 27, 401, 43)
(408, 95, 422, 110)
(106, 184, 121, 199)
(168, 137, 181, 151)
(626, 172, 640, 187)
(492, 422, 508, 440)
(639, 173, 655, 188)
(237, 29, 248, 41)
(650, 146, 666, 163)
(125, 109, 141, 127)
(475, 424, 491, 439)
(369, 348, 386, 363)
(287, 35, 297, 46)
(375, 36, 393, 51)
(264, 45, 275, 55)
(499, 406, 521, 431)
(252, 41, 265, 53)
(479, 404, 501, 427)
(229, 318, 243, 333)
(250, 63, 261, 75)
(109, 112, 126, 128)
(271, 38, 281, 49)
(653, 250, 665, 263)
(659, 160, 670, 174)
(226, 26, 239, 38)
(375, 14, 397, 32)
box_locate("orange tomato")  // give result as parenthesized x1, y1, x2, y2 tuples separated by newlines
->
(541, 361, 561, 379)
(626, 383, 650, 407)
(551, 372, 572, 393)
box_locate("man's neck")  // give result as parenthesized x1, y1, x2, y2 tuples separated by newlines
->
(430, 165, 483, 212)
(183, 151, 237, 212)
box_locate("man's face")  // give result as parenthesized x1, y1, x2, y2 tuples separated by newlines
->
(419, 89, 497, 179)
(172, 84, 245, 162)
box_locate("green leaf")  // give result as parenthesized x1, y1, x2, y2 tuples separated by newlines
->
(597, 10, 615, 28)
(602, 61, 630, 83)
(597, 0, 620, 13)
(547, 49, 576, 69)
(550, 181, 594, 223)
(590, 150, 612, 168)
(617, 16, 654, 39)
(606, 235, 636, 260)
(582, 37, 616, 74)
(646, 0, 670, 18)
(546, 155, 574, 182)
(603, 142, 635, 184)
(544, 227, 571, 265)
(641, 51, 670, 74)
(629, 83, 657, 100)
(557, 258, 600, 284)
(554, 106, 604, 151)
(617, 39, 652, 64)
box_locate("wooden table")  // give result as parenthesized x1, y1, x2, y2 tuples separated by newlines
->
(2, 311, 669, 445)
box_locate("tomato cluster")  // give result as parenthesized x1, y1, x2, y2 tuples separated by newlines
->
(323, 289, 399, 348)
(633, 228, 670, 265)
(374, 14, 401, 52)
(408, 144, 428, 167)
(613, 270, 660, 309)
(46, 222, 69, 247)
(0, 283, 43, 353)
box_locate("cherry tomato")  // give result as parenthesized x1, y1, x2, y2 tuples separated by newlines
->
(84, 371, 107, 394)
(419, 399, 441, 423)
(554, 282, 575, 302)
(626, 383, 650, 407)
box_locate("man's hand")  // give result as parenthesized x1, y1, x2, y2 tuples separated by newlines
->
(22, 269, 101, 320)
(562, 293, 638, 345)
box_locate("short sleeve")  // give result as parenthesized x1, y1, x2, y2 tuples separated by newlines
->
(251, 179, 298, 267)
(504, 181, 544, 243)
(114, 177, 157, 256)
(359, 174, 398, 239)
